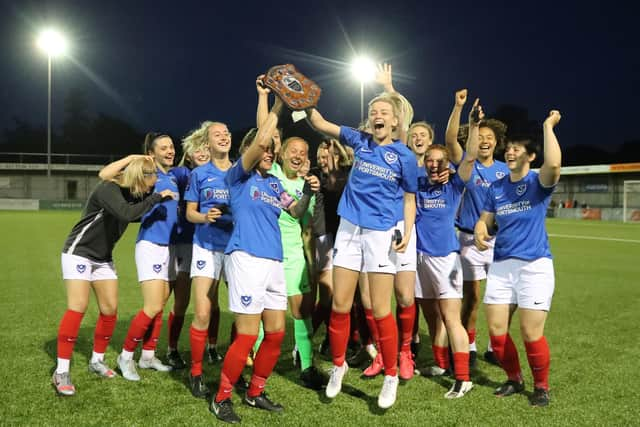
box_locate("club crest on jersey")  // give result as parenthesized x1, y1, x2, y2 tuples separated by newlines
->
(295, 189, 303, 198)
(384, 152, 398, 164)
(270, 182, 280, 193)
(153, 264, 162, 273)
(196, 260, 206, 270)
(433, 190, 442, 197)
(76, 264, 86, 274)
(204, 188, 214, 200)
(250, 186, 260, 200)
(516, 184, 527, 196)
(240, 295, 252, 307)
(496, 171, 506, 179)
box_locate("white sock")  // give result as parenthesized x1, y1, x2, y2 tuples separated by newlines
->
(90, 352, 104, 364)
(487, 342, 493, 352)
(141, 349, 155, 360)
(469, 341, 477, 352)
(56, 358, 70, 374)
(120, 350, 134, 361)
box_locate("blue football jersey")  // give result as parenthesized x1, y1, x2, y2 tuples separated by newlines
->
(483, 171, 554, 261)
(184, 162, 232, 251)
(170, 166, 195, 244)
(415, 170, 465, 256)
(456, 159, 509, 232)
(338, 126, 418, 231)
(224, 158, 294, 261)
(137, 167, 179, 245)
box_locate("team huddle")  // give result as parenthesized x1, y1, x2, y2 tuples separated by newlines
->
(52, 64, 562, 423)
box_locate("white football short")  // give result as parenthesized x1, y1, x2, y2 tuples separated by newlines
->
(333, 218, 398, 274)
(190, 244, 225, 280)
(484, 257, 555, 311)
(135, 240, 170, 283)
(61, 253, 118, 281)
(224, 251, 287, 314)
(315, 233, 334, 272)
(415, 252, 462, 299)
(459, 231, 495, 281)
(395, 220, 417, 272)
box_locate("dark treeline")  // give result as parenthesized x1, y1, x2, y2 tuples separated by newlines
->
(1, 89, 639, 166)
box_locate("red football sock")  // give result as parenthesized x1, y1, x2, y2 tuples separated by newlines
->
(397, 303, 416, 352)
(467, 329, 477, 346)
(93, 312, 117, 354)
(248, 330, 285, 398)
(490, 334, 522, 382)
(432, 345, 450, 369)
(364, 308, 380, 343)
(123, 310, 153, 352)
(453, 352, 470, 381)
(376, 313, 398, 377)
(329, 311, 350, 366)
(168, 312, 185, 349)
(215, 333, 257, 403)
(57, 309, 84, 359)
(190, 326, 208, 377)
(525, 336, 550, 391)
(208, 307, 220, 345)
(142, 311, 163, 351)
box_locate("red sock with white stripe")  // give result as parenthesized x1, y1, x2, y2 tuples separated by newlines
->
(190, 326, 207, 376)
(215, 333, 257, 403)
(329, 311, 350, 367)
(122, 310, 153, 355)
(91, 312, 116, 363)
(376, 313, 398, 377)
(467, 329, 477, 352)
(525, 336, 550, 390)
(490, 334, 523, 382)
(56, 309, 84, 373)
(248, 330, 285, 398)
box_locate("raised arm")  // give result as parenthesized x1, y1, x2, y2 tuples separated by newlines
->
(457, 98, 484, 182)
(538, 110, 562, 187)
(307, 108, 341, 140)
(242, 98, 283, 171)
(97, 183, 168, 222)
(445, 89, 468, 164)
(98, 155, 152, 180)
(375, 63, 395, 93)
(256, 75, 270, 128)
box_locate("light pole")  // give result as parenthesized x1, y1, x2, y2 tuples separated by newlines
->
(350, 56, 376, 124)
(37, 29, 67, 178)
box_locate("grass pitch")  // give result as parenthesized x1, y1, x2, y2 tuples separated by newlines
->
(1, 212, 639, 426)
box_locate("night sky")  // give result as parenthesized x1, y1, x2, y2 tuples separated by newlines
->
(2, 0, 640, 156)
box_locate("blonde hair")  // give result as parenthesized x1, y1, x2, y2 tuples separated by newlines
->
(409, 121, 435, 141)
(368, 92, 414, 134)
(368, 93, 400, 120)
(425, 144, 450, 165)
(114, 157, 156, 198)
(183, 121, 227, 149)
(179, 139, 209, 167)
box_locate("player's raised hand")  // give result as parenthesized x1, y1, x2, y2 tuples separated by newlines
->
(455, 89, 468, 107)
(256, 75, 270, 96)
(375, 63, 394, 92)
(544, 110, 561, 128)
(469, 98, 485, 126)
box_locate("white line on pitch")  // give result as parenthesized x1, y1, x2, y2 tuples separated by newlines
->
(548, 234, 640, 243)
